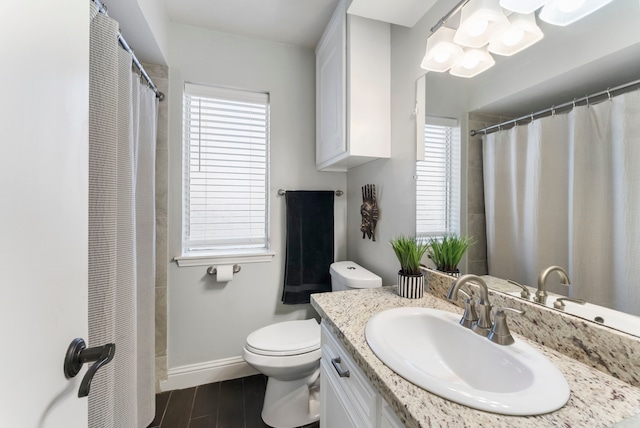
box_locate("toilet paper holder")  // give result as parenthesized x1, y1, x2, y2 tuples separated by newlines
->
(207, 264, 242, 276)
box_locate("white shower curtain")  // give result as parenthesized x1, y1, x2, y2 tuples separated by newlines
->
(88, 4, 157, 427)
(484, 90, 640, 315)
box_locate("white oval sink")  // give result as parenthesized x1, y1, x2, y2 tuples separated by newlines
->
(365, 307, 570, 415)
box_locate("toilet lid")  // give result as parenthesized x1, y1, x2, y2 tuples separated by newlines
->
(246, 319, 320, 356)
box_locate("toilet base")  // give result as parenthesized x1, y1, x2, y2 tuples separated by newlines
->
(262, 374, 320, 428)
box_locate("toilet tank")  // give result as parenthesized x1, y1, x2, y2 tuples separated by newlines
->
(329, 261, 382, 291)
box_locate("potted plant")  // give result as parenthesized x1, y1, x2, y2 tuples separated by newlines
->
(390, 236, 430, 299)
(426, 233, 475, 277)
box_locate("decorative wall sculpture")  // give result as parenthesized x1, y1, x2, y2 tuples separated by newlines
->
(361, 184, 379, 241)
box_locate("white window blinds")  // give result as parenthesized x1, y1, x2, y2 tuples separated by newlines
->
(183, 83, 269, 254)
(416, 117, 461, 239)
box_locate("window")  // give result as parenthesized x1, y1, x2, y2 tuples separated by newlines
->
(416, 116, 461, 240)
(182, 83, 269, 257)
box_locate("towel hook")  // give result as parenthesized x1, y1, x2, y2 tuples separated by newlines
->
(207, 264, 241, 275)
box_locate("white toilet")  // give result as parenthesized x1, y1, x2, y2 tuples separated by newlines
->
(242, 261, 381, 428)
(329, 261, 383, 292)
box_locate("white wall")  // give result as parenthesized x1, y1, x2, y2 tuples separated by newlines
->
(346, 0, 468, 284)
(166, 23, 347, 382)
(136, 0, 170, 62)
(106, 0, 169, 65)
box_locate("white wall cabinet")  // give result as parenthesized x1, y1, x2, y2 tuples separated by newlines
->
(315, 1, 391, 171)
(321, 322, 405, 428)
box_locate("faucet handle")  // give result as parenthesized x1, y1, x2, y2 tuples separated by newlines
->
(487, 307, 525, 346)
(456, 289, 478, 328)
(507, 280, 531, 299)
(553, 297, 586, 310)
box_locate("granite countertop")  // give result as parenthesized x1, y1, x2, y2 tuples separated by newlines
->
(311, 286, 640, 428)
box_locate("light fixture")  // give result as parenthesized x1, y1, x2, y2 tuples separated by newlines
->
(539, 0, 614, 26)
(449, 48, 496, 78)
(499, 0, 549, 14)
(454, 0, 509, 48)
(423, 0, 610, 78)
(488, 12, 544, 56)
(421, 27, 465, 72)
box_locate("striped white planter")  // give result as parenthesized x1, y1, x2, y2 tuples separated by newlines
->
(397, 272, 424, 299)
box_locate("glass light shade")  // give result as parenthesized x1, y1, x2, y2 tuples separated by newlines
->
(454, 0, 510, 48)
(420, 27, 465, 72)
(449, 48, 496, 78)
(488, 12, 544, 56)
(500, 0, 549, 14)
(539, 0, 614, 26)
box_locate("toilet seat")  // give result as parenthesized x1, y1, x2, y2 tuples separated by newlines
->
(246, 319, 320, 357)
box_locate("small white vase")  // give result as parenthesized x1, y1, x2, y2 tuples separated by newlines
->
(397, 271, 424, 299)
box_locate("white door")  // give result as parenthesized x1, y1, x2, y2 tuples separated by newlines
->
(0, 1, 90, 427)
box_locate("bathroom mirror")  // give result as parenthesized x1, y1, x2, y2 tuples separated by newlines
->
(419, 0, 640, 335)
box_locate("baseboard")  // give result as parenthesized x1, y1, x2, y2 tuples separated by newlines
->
(159, 356, 258, 391)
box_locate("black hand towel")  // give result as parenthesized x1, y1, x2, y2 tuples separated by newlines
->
(282, 191, 335, 304)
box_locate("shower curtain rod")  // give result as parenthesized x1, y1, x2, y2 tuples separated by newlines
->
(93, 0, 165, 101)
(470, 77, 640, 136)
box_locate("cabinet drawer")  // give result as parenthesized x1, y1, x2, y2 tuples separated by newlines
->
(321, 322, 377, 425)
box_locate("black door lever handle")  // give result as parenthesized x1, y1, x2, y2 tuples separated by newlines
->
(64, 338, 116, 397)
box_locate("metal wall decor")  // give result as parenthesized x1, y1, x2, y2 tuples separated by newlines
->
(360, 184, 379, 241)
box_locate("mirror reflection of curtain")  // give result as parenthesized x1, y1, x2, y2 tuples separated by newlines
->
(484, 91, 640, 315)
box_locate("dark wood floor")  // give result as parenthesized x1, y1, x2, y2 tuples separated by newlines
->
(148, 374, 320, 428)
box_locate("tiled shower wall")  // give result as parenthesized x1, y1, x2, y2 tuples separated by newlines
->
(143, 63, 169, 392)
(466, 112, 509, 276)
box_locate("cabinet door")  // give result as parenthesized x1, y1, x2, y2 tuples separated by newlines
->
(380, 400, 405, 428)
(316, 2, 346, 166)
(321, 359, 364, 428)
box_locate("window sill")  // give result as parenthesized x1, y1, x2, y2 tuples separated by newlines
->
(173, 252, 276, 267)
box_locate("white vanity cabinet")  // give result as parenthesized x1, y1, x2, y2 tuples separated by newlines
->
(320, 322, 405, 428)
(315, 1, 390, 171)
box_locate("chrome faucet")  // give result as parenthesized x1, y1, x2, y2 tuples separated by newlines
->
(447, 274, 493, 337)
(536, 266, 571, 305)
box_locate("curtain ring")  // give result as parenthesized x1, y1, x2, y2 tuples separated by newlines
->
(607, 88, 612, 101)
(551, 105, 556, 117)
(586, 94, 590, 107)
(573, 98, 577, 109)
(530, 112, 534, 122)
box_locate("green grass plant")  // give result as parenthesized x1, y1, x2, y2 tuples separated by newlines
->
(390, 236, 430, 276)
(427, 233, 475, 273)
